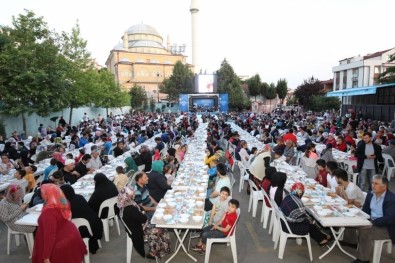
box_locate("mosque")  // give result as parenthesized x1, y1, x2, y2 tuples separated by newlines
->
(105, 1, 201, 103)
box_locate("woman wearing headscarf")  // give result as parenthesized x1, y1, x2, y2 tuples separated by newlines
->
(139, 145, 152, 172)
(117, 185, 171, 260)
(147, 160, 172, 203)
(60, 184, 103, 254)
(280, 182, 330, 246)
(0, 184, 35, 233)
(87, 173, 119, 217)
(320, 143, 335, 163)
(124, 156, 138, 174)
(249, 145, 272, 191)
(269, 172, 287, 206)
(32, 184, 87, 263)
(261, 167, 277, 207)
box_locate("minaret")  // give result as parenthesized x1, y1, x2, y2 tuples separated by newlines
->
(190, 0, 200, 74)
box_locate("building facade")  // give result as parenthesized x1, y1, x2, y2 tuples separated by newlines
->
(328, 48, 395, 121)
(105, 24, 189, 101)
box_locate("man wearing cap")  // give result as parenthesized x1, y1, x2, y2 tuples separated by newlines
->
(61, 159, 80, 184)
(382, 139, 395, 162)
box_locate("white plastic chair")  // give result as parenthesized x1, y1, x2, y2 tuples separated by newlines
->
(276, 209, 313, 261)
(7, 226, 34, 256)
(260, 189, 273, 231)
(372, 239, 392, 263)
(238, 162, 248, 192)
(98, 196, 121, 242)
(72, 218, 93, 263)
(137, 164, 145, 172)
(119, 217, 133, 263)
(247, 180, 263, 217)
(270, 199, 281, 247)
(23, 192, 34, 204)
(382, 153, 395, 181)
(204, 208, 240, 263)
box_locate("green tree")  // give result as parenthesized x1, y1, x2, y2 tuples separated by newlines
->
(160, 61, 194, 102)
(310, 96, 341, 112)
(276, 78, 288, 104)
(149, 97, 156, 112)
(216, 59, 246, 110)
(129, 84, 148, 110)
(260, 82, 270, 98)
(286, 95, 298, 106)
(265, 83, 278, 109)
(378, 54, 395, 84)
(95, 69, 129, 115)
(0, 10, 70, 134)
(246, 74, 261, 101)
(61, 22, 94, 124)
(293, 76, 325, 110)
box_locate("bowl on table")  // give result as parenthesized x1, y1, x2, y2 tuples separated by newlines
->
(156, 208, 165, 213)
(192, 215, 203, 222)
(196, 201, 204, 208)
(349, 208, 360, 214)
(168, 202, 177, 208)
(157, 203, 167, 208)
(154, 213, 164, 220)
(179, 217, 189, 223)
(163, 214, 173, 222)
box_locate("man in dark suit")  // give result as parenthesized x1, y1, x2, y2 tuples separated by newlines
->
(352, 175, 395, 263)
(355, 132, 383, 191)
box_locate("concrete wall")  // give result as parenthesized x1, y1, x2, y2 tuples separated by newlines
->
(0, 103, 182, 138)
(0, 106, 130, 138)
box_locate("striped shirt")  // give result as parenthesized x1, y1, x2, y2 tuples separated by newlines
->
(134, 184, 154, 208)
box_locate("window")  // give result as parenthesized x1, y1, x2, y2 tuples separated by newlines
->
(352, 81, 358, 88)
(353, 68, 359, 75)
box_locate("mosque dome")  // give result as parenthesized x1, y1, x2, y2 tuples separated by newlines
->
(126, 24, 160, 36)
(123, 23, 168, 54)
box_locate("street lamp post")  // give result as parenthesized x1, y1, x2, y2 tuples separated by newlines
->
(157, 73, 160, 103)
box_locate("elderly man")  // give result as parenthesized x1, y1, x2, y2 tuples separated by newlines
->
(352, 175, 395, 263)
(61, 159, 80, 184)
(87, 149, 103, 170)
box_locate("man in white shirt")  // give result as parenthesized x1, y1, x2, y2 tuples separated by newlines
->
(326, 161, 339, 192)
(86, 149, 102, 170)
(83, 138, 95, 155)
(333, 168, 365, 207)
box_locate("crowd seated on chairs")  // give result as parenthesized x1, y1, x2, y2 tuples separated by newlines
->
(1, 109, 395, 262)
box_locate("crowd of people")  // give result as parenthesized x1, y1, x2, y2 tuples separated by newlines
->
(0, 109, 394, 263)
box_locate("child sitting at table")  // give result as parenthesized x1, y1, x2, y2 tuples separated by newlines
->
(314, 159, 328, 187)
(24, 165, 37, 193)
(192, 199, 239, 254)
(207, 186, 231, 226)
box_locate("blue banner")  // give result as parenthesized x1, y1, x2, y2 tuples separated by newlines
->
(219, 94, 228, 112)
(179, 94, 189, 112)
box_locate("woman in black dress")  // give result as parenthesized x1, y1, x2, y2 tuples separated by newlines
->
(87, 173, 118, 217)
(61, 184, 103, 254)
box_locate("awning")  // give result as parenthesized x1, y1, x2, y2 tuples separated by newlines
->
(326, 86, 377, 97)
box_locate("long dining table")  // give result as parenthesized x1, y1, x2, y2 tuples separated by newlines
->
(151, 121, 208, 263)
(273, 160, 372, 260)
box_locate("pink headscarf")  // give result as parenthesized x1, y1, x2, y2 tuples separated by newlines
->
(41, 184, 71, 220)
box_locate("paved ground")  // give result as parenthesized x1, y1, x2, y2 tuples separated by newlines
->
(1, 167, 394, 263)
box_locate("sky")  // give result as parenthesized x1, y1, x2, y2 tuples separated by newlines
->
(1, 0, 394, 89)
